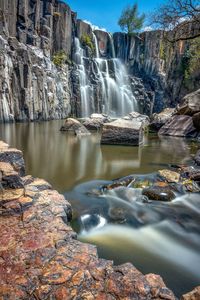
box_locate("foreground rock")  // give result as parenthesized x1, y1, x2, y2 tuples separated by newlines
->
(181, 286, 200, 300)
(101, 113, 146, 146)
(0, 141, 176, 299)
(83, 114, 111, 130)
(60, 118, 91, 136)
(158, 115, 199, 138)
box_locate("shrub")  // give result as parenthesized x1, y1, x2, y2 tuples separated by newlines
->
(52, 50, 70, 67)
(53, 12, 61, 17)
(80, 33, 95, 52)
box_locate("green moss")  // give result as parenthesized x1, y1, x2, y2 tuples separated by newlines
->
(80, 33, 95, 53)
(52, 50, 71, 67)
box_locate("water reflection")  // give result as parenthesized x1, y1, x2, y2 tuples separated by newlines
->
(0, 121, 194, 191)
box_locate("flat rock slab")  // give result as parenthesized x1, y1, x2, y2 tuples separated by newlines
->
(158, 115, 199, 138)
(101, 118, 143, 146)
(0, 141, 178, 299)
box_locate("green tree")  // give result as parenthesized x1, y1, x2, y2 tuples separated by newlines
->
(118, 3, 145, 35)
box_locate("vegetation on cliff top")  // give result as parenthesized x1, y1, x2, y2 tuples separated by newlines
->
(118, 3, 145, 35)
(149, 0, 200, 42)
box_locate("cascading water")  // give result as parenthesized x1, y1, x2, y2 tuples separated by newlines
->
(73, 38, 94, 118)
(74, 31, 138, 118)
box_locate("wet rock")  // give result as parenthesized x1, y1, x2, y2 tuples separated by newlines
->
(83, 114, 111, 130)
(177, 89, 200, 116)
(101, 117, 144, 146)
(158, 169, 180, 183)
(150, 108, 175, 131)
(142, 186, 176, 202)
(158, 115, 199, 138)
(182, 179, 200, 193)
(101, 175, 135, 191)
(181, 286, 200, 300)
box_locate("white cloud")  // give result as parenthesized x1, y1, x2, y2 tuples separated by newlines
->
(82, 19, 107, 32)
(143, 26, 153, 32)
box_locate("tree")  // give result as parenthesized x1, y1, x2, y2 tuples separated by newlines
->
(149, 0, 200, 42)
(118, 3, 145, 35)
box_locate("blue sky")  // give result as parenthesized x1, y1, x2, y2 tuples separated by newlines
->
(65, 0, 164, 32)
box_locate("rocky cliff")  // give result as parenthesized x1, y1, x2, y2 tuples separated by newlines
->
(0, 0, 199, 122)
(114, 30, 200, 112)
(0, 0, 73, 122)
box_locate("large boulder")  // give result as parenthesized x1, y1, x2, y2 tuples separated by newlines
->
(101, 115, 144, 146)
(60, 118, 91, 135)
(150, 108, 175, 131)
(176, 89, 200, 116)
(83, 114, 111, 131)
(158, 115, 199, 138)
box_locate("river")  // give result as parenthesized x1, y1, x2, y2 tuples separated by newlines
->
(0, 120, 200, 297)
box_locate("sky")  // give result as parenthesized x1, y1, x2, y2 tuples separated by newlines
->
(65, 0, 165, 32)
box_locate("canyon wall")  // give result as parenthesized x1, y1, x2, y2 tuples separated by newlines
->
(114, 30, 200, 112)
(0, 0, 73, 122)
(0, 0, 199, 122)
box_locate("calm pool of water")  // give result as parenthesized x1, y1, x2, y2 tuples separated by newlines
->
(0, 120, 200, 297)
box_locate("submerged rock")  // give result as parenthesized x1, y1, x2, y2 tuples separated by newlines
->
(142, 186, 176, 202)
(101, 117, 144, 146)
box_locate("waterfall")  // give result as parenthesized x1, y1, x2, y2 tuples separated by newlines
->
(108, 33, 116, 58)
(92, 33, 100, 59)
(74, 32, 138, 118)
(74, 38, 94, 118)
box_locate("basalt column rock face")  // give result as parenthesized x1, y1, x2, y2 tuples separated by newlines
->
(0, 0, 72, 122)
(114, 30, 200, 113)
